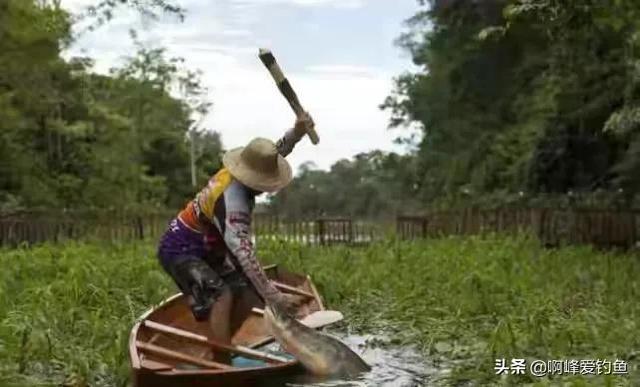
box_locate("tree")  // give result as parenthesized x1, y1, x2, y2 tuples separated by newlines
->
(0, 0, 222, 211)
(72, 0, 185, 31)
(267, 151, 422, 219)
(382, 0, 640, 207)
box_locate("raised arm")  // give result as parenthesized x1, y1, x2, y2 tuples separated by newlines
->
(275, 112, 315, 157)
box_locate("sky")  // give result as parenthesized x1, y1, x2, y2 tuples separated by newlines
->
(60, 0, 421, 174)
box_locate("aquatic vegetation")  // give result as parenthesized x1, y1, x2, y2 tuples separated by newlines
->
(1, 235, 639, 386)
(0, 242, 174, 387)
(260, 235, 640, 386)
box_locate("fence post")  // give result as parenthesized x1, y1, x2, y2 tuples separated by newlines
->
(632, 211, 638, 249)
(316, 219, 325, 246)
(421, 217, 427, 239)
(136, 216, 144, 240)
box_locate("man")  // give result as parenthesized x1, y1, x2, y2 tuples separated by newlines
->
(157, 113, 314, 359)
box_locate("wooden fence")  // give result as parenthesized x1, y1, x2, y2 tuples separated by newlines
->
(397, 208, 640, 249)
(0, 210, 175, 247)
(4, 208, 637, 249)
(0, 211, 382, 247)
(253, 215, 381, 245)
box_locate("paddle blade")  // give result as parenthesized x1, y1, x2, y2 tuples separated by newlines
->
(299, 310, 344, 329)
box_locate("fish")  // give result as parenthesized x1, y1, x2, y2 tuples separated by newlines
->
(263, 304, 371, 378)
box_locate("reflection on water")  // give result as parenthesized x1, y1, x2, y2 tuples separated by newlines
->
(257, 331, 439, 387)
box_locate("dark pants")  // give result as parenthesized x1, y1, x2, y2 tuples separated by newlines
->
(157, 218, 247, 321)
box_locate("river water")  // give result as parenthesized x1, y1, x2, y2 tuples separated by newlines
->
(256, 331, 443, 387)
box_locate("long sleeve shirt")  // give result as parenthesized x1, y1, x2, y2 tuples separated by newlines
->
(177, 128, 302, 300)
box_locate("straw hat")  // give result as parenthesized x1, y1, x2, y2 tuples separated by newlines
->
(222, 137, 293, 193)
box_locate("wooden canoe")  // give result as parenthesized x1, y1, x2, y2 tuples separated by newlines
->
(129, 264, 329, 387)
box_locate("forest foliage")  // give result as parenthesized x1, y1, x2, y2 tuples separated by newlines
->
(273, 0, 640, 216)
(0, 0, 221, 212)
(3, 0, 640, 217)
(380, 0, 640, 208)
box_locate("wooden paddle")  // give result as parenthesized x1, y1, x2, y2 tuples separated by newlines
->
(251, 308, 344, 329)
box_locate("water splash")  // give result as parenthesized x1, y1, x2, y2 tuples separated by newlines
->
(258, 331, 441, 387)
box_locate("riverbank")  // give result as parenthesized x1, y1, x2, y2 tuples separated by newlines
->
(0, 236, 638, 385)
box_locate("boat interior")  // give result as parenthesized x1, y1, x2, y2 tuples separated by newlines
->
(130, 265, 325, 373)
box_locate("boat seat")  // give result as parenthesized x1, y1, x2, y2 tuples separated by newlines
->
(142, 320, 289, 364)
(136, 341, 232, 369)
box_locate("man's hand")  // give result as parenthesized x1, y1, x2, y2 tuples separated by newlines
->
(293, 112, 315, 139)
(270, 292, 306, 317)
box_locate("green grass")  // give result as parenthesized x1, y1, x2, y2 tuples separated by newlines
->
(259, 235, 640, 386)
(0, 235, 638, 386)
(0, 241, 174, 387)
